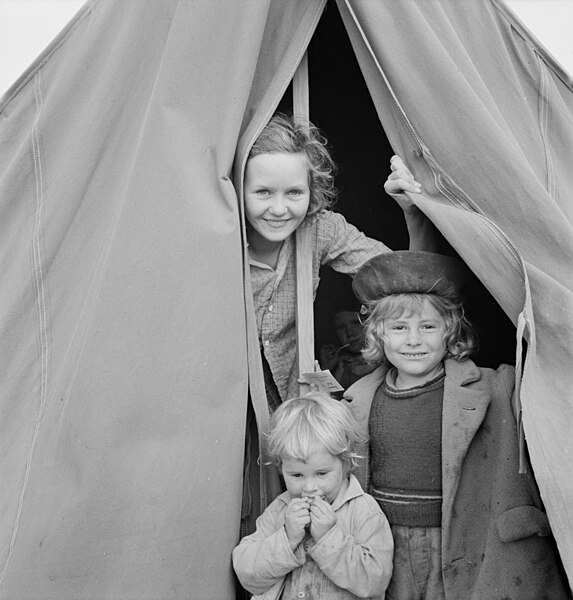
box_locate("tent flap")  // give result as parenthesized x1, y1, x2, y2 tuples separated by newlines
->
(339, 0, 573, 581)
(0, 0, 324, 597)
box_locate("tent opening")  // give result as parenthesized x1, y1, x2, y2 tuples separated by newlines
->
(277, 0, 517, 371)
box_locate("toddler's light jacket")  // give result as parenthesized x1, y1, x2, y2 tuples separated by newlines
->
(233, 474, 393, 600)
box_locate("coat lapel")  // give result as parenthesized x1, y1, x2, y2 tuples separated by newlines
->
(441, 360, 490, 526)
(343, 365, 387, 490)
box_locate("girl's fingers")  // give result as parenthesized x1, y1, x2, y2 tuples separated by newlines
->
(389, 167, 415, 182)
(389, 154, 404, 169)
(388, 156, 415, 183)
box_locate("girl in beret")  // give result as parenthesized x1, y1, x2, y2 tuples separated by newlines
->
(344, 250, 569, 600)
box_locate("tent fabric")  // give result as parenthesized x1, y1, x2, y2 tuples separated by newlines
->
(0, 1, 571, 599)
(1, 2, 272, 598)
(0, 1, 328, 597)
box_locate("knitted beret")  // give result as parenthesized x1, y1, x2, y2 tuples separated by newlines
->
(352, 251, 469, 302)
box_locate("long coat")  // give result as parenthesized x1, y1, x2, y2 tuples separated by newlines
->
(345, 358, 570, 600)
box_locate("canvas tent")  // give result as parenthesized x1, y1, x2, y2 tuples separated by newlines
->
(1, 0, 572, 598)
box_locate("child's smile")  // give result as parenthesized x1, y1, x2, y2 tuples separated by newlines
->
(244, 152, 310, 262)
(383, 299, 447, 389)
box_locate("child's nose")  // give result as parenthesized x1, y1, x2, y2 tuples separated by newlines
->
(302, 478, 318, 494)
(406, 329, 422, 344)
(269, 196, 288, 216)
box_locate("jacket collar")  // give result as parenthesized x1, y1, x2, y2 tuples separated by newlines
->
(443, 356, 482, 386)
(343, 364, 387, 402)
(344, 358, 482, 399)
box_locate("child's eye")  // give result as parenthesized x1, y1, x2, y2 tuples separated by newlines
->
(287, 189, 303, 197)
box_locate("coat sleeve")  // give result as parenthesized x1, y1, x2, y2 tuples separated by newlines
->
(307, 498, 393, 598)
(232, 503, 304, 595)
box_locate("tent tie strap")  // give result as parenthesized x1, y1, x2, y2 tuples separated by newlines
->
(514, 263, 536, 475)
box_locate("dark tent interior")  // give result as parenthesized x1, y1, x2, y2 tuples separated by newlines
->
(276, 1, 516, 372)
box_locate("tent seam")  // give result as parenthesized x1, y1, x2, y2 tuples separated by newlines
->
(490, 0, 573, 91)
(0, 1, 95, 110)
(0, 71, 50, 587)
(536, 53, 557, 200)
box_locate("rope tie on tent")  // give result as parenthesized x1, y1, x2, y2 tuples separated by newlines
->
(514, 263, 536, 474)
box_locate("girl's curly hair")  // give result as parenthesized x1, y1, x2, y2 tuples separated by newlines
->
(248, 113, 338, 218)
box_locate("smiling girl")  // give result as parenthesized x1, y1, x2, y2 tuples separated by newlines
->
(345, 250, 569, 600)
(244, 113, 433, 406)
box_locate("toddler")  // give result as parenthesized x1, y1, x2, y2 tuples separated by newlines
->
(345, 250, 569, 600)
(233, 392, 393, 599)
